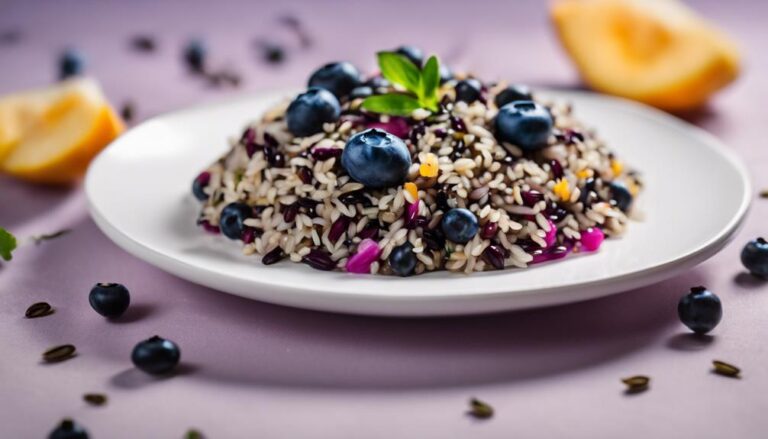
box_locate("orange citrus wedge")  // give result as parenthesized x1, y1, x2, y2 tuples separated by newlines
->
(0, 78, 124, 184)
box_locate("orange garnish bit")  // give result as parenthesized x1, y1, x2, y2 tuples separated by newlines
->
(404, 182, 418, 200)
(419, 153, 439, 178)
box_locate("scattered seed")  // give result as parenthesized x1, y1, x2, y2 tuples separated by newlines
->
(621, 375, 650, 393)
(25, 302, 54, 318)
(467, 398, 494, 419)
(760, 189, 768, 199)
(712, 360, 741, 378)
(258, 40, 285, 64)
(186, 429, 204, 439)
(83, 393, 107, 406)
(0, 29, 21, 45)
(31, 229, 71, 245)
(121, 101, 135, 123)
(43, 344, 76, 363)
(130, 35, 156, 52)
(278, 15, 312, 48)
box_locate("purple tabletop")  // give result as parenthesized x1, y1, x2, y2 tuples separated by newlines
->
(1, 0, 767, 437)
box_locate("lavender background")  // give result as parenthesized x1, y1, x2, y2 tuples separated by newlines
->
(1, 0, 767, 437)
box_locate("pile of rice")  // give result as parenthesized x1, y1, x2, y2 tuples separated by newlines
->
(194, 77, 642, 275)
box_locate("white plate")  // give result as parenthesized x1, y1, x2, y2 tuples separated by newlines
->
(85, 90, 751, 316)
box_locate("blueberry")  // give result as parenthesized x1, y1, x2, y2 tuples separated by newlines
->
(58, 49, 85, 80)
(88, 283, 130, 318)
(455, 79, 482, 104)
(677, 286, 722, 334)
(341, 128, 411, 188)
(494, 84, 532, 108)
(286, 88, 341, 137)
(349, 86, 373, 100)
(608, 181, 633, 212)
(441, 208, 479, 244)
(131, 335, 181, 375)
(308, 61, 361, 98)
(365, 76, 390, 90)
(741, 237, 768, 278)
(394, 45, 424, 67)
(219, 202, 252, 240)
(192, 172, 210, 201)
(49, 419, 88, 439)
(389, 243, 417, 276)
(494, 101, 553, 151)
(183, 39, 206, 73)
(439, 64, 453, 84)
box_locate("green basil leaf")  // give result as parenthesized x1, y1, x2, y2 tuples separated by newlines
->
(0, 227, 17, 261)
(361, 94, 421, 117)
(377, 52, 421, 94)
(419, 55, 440, 111)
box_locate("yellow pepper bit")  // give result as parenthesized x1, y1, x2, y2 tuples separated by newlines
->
(419, 153, 439, 178)
(553, 178, 571, 202)
(576, 168, 593, 179)
(611, 159, 624, 176)
(404, 182, 418, 200)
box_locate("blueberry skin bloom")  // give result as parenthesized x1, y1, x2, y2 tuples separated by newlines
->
(494, 84, 532, 108)
(286, 88, 341, 137)
(341, 129, 412, 188)
(677, 286, 722, 334)
(308, 61, 361, 98)
(389, 243, 417, 276)
(89, 283, 131, 318)
(394, 45, 424, 67)
(455, 79, 483, 104)
(58, 49, 85, 80)
(219, 202, 252, 240)
(441, 208, 479, 244)
(131, 335, 181, 375)
(741, 237, 768, 278)
(495, 101, 553, 151)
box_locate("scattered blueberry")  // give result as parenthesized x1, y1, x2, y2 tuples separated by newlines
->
(678, 286, 722, 334)
(349, 86, 373, 100)
(58, 49, 85, 80)
(131, 335, 181, 375)
(192, 171, 210, 201)
(494, 101, 553, 151)
(219, 202, 252, 240)
(49, 419, 88, 439)
(341, 128, 412, 188)
(439, 64, 453, 84)
(441, 208, 479, 244)
(394, 45, 424, 67)
(455, 79, 482, 104)
(308, 61, 361, 98)
(286, 88, 341, 137)
(608, 181, 633, 212)
(183, 39, 206, 73)
(260, 41, 285, 64)
(494, 84, 532, 108)
(88, 283, 131, 318)
(389, 243, 417, 276)
(741, 237, 768, 278)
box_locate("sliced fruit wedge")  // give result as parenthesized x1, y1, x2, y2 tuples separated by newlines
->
(0, 78, 124, 184)
(551, 0, 740, 111)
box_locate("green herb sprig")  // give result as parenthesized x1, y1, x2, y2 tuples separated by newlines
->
(0, 227, 17, 261)
(361, 52, 441, 116)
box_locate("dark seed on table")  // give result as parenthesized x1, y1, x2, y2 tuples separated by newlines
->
(712, 360, 741, 378)
(130, 35, 156, 52)
(43, 344, 76, 363)
(282, 203, 299, 223)
(120, 101, 135, 123)
(549, 159, 564, 179)
(302, 249, 336, 271)
(480, 222, 498, 240)
(760, 189, 768, 198)
(329, 216, 350, 243)
(26, 302, 54, 318)
(467, 398, 494, 419)
(259, 41, 285, 64)
(481, 245, 506, 270)
(83, 393, 107, 406)
(622, 375, 650, 392)
(0, 29, 22, 45)
(186, 429, 204, 439)
(262, 247, 285, 265)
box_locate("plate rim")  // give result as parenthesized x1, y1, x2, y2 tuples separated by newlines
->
(85, 89, 752, 315)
